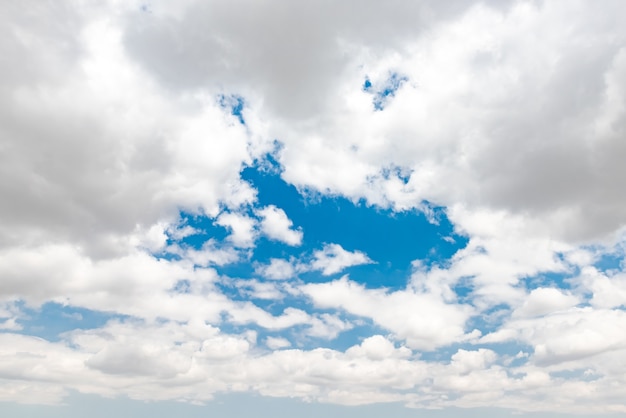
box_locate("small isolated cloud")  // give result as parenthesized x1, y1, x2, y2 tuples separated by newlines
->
(255, 258, 296, 280)
(257, 205, 303, 246)
(265, 336, 291, 350)
(216, 212, 257, 248)
(310, 244, 373, 275)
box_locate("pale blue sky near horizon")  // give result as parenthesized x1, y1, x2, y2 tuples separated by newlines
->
(0, 392, 591, 418)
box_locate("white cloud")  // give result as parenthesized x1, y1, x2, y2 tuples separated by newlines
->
(345, 335, 412, 361)
(2, 0, 626, 414)
(410, 205, 575, 311)
(302, 277, 476, 350)
(0, 317, 625, 413)
(216, 212, 257, 248)
(305, 313, 353, 340)
(255, 258, 296, 280)
(310, 244, 373, 276)
(513, 288, 580, 318)
(171, 239, 240, 267)
(265, 337, 291, 350)
(0, 302, 22, 331)
(232, 279, 284, 300)
(0, 5, 264, 259)
(576, 266, 626, 309)
(261, 1, 626, 244)
(257, 205, 303, 246)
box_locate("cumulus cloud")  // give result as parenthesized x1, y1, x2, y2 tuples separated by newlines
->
(3, 0, 626, 414)
(170, 239, 240, 267)
(310, 244, 373, 276)
(265, 337, 291, 350)
(255, 258, 296, 280)
(512, 288, 580, 318)
(302, 277, 476, 350)
(216, 212, 258, 248)
(0, 7, 260, 256)
(268, 1, 626, 244)
(257, 205, 303, 246)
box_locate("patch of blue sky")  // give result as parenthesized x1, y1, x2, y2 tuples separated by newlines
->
(363, 72, 408, 111)
(241, 164, 468, 290)
(452, 276, 475, 302)
(518, 270, 577, 292)
(8, 302, 120, 342)
(213, 257, 256, 280)
(156, 158, 474, 351)
(218, 94, 246, 124)
(172, 212, 229, 250)
(593, 251, 624, 273)
(550, 369, 601, 382)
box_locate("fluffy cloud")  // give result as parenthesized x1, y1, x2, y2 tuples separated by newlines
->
(257, 205, 303, 246)
(216, 212, 258, 248)
(4, 321, 625, 413)
(269, 1, 626, 244)
(3, 0, 626, 415)
(302, 277, 476, 350)
(255, 258, 296, 280)
(512, 288, 580, 318)
(310, 244, 373, 276)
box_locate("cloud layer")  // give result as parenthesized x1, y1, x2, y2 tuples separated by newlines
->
(2, 0, 626, 415)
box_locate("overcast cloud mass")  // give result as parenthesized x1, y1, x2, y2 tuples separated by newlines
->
(2, 0, 626, 416)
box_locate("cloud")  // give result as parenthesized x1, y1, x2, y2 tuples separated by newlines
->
(0, 2, 263, 259)
(268, 1, 626, 243)
(0, 302, 22, 331)
(2, 0, 626, 414)
(345, 335, 411, 361)
(216, 212, 257, 248)
(310, 244, 373, 276)
(170, 239, 240, 267)
(512, 288, 580, 318)
(302, 277, 476, 350)
(232, 279, 284, 300)
(1, 317, 626, 413)
(257, 205, 303, 246)
(255, 258, 296, 280)
(265, 337, 291, 350)
(122, 0, 504, 120)
(575, 266, 626, 309)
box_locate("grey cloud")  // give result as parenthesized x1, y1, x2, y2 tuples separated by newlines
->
(0, 1, 258, 257)
(122, 0, 514, 120)
(0, 1, 85, 89)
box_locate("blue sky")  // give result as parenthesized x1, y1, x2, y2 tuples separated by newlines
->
(2, 0, 626, 416)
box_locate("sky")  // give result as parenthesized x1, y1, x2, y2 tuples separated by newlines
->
(1, 0, 626, 416)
